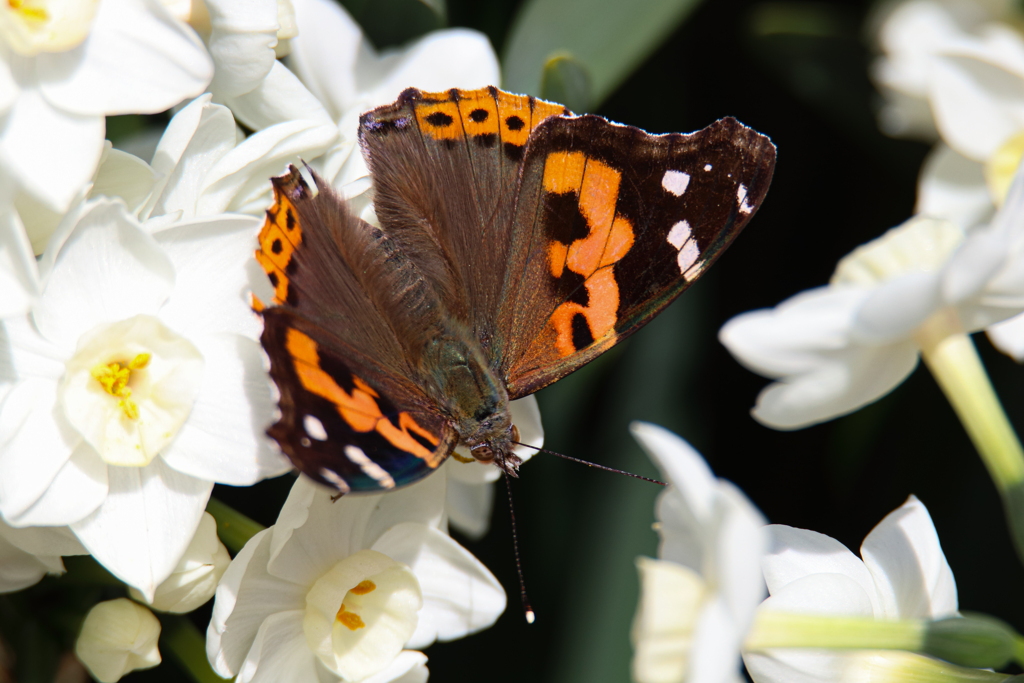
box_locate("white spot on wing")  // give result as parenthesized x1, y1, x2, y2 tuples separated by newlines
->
(666, 220, 702, 276)
(677, 241, 701, 277)
(703, 163, 712, 171)
(737, 184, 755, 214)
(661, 170, 690, 196)
(667, 220, 691, 249)
(304, 415, 328, 441)
(319, 468, 351, 493)
(344, 445, 396, 489)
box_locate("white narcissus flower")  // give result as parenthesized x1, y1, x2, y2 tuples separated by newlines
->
(0, 164, 39, 318)
(869, 0, 1015, 140)
(0, 193, 289, 599)
(207, 471, 505, 683)
(137, 93, 337, 223)
(286, 0, 501, 186)
(0, 520, 86, 592)
(743, 496, 957, 683)
(720, 162, 1024, 429)
(0, 0, 213, 233)
(128, 511, 230, 613)
(75, 598, 161, 683)
(629, 422, 768, 683)
(445, 395, 544, 539)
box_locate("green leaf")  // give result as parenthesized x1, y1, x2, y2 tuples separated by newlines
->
(503, 0, 705, 106)
(539, 53, 592, 113)
(339, 0, 447, 49)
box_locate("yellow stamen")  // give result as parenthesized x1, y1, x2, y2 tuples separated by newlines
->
(336, 604, 366, 631)
(7, 0, 48, 21)
(349, 580, 376, 595)
(90, 353, 150, 420)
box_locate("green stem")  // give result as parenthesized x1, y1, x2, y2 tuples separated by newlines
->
(745, 611, 926, 651)
(917, 317, 1024, 564)
(205, 498, 265, 553)
(160, 614, 229, 683)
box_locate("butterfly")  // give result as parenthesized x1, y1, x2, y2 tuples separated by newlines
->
(255, 86, 776, 494)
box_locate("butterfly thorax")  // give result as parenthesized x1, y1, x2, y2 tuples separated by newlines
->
(419, 322, 522, 475)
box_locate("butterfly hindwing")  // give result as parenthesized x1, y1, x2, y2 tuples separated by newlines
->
(262, 307, 458, 492)
(499, 115, 777, 397)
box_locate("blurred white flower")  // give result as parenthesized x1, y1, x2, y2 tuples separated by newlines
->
(0, 193, 289, 599)
(629, 422, 767, 683)
(286, 0, 501, 186)
(208, 472, 505, 683)
(0, 0, 213, 224)
(129, 511, 229, 613)
(743, 496, 957, 683)
(445, 395, 544, 539)
(721, 162, 1024, 428)
(0, 164, 39, 318)
(869, 0, 1015, 140)
(0, 520, 86, 592)
(75, 598, 161, 683)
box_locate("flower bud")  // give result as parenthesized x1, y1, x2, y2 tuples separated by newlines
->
(129, 512, 229, 613)
(75, 599, 161, 683)
(923, 613, 1016, 669)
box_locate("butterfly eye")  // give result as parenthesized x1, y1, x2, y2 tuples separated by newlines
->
(509, 424, 520, 444)
(470, 444, 496, 463)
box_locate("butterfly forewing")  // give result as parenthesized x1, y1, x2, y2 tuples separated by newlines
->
(500, 115, 776, 397)
(359, 87, 570, 353)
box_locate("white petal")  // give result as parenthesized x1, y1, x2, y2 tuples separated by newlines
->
(287, 0, 365, 119)
(631, 421, 717, 522)
(205, 0, 279, 98)
(197, 117, 337, 217)
(237, 610, 318, 683)
(209, 529, 307, 677)
(91, 144, 159, 213)
(33, 198, 175, 343)
(374, 523, 505, 648)
(444, 473, 494, 540)
(687, 597, 746, 683)
(631, 556, 706, 683)
(860, 495, 957, 619)
(0, 521, 85, 557)
(915, 143, 993, 229)
(0, 531, 59, 592)
(70, 456, 212, 600)
(363, 651, 428, 683)
(743, 648, 849, 683)
(713, 483, 768, 625)
(749, 341, 919, 430)
(0, 202, 39, 317)
(154, 214, 263, 339)
(761, 524, 883, 615)
(986, 311, 1024, 360)
(851, 272, 943, 343)
(268, 473, 447, 586)
(0, 379, 81, 522)
(0, 86, 104, 212)
(759, 572, 876, 616)
(159, 334, 288, 484)
(37, 0, 212, 116)
(216, 60, 334, 133)
(146, 99, 238, 220)
(8, 442, 108, 527)
(75, 598, 161, 683)
(368, 29, 500, 106)
(929, 50, 1024, 161)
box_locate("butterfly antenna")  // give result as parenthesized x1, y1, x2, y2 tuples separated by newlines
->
(504, 473, 535, 624)
(512, 442, 667, 486)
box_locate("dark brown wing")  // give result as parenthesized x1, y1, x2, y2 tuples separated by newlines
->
(358, 87, 570, 355)
(498, 115, 777, 397)
(256, 167, 457, 491)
